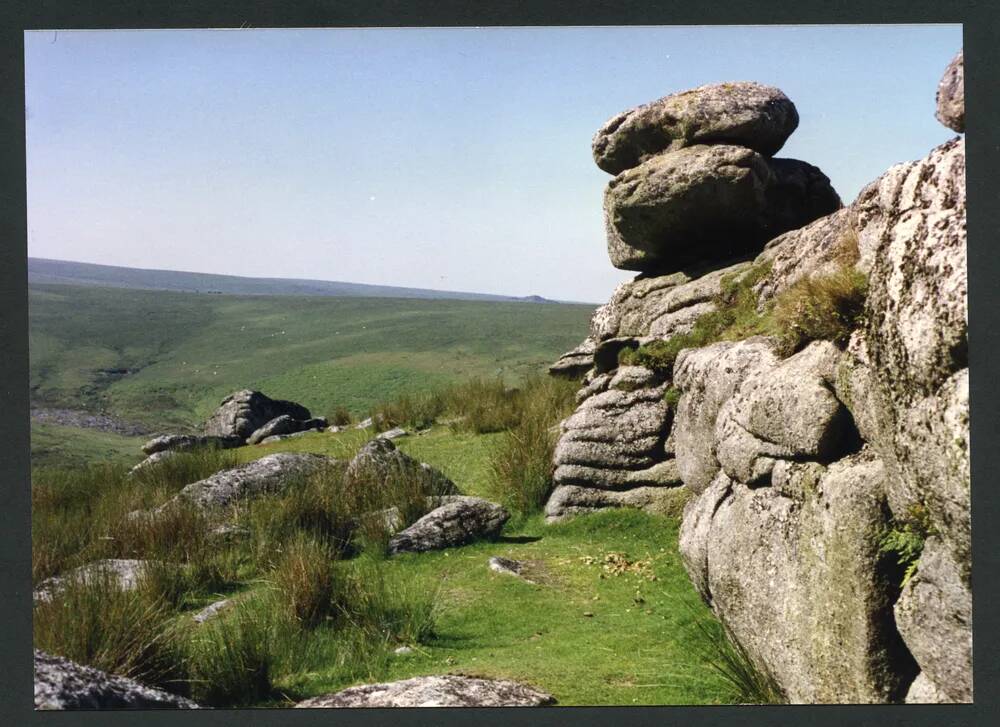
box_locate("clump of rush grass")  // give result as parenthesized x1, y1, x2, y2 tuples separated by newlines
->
(771, 267, 868, 356)
(33, 568, 188, 694)
(688, 610, 786, 704)
(130, 446, 240, 492)
(486, 374, 577, 517)
(445, 376, 523, 434)
(328, 406, 353, 427)
(340, 557, 438, 647)
(271, 534, 339, 628)
(372, 390, 448, 432)
(185, 599, 275, 707)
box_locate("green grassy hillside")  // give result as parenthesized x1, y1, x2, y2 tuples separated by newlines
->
(29, 284, 594, 434)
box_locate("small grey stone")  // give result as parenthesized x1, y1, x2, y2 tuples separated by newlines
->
(193, 599, 232, 625)
(378, 427, 408, 440)
(295, 675, 555, 707)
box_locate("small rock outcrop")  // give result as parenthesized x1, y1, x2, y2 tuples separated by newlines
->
(592, 81, 799, 174)
(388, 496, 509, 554)
(345, 437, 458, 495)
(34, 559, 153, 603)
(161, 453, 336, 512)
(203, 389, 311, 440)
(192, 599, 233, 625)
(935, 50, 964, 133)
(247, 414, 327, 445)
(295, 675, 555, 707)
(141, 433, 242, 456)
(545, 56, 969, 703)
(35, 650, 201, 710)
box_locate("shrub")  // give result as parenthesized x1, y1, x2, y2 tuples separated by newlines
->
(878, 504, 937, 587)
(271, 535, 339, 628)
(487, 374, 577, 516)
(663, 386, 682, 409)
(329, 406, 353, 426)
(33, 569, 186, 693)
(771, 267, 868, 356)
(186, 599, 274, 707)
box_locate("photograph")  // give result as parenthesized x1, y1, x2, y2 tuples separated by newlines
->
(24, 24, 968, 709)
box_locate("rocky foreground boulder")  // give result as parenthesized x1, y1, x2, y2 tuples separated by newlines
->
(346, 437, 458, 495)
(935, 49, 964, 133)
(35, 651, 201, 710)
(388, 496, 509, 555)
(296, 675, 554, 707)
(247, 414, 328, 445)
(545, 53, 969, 703)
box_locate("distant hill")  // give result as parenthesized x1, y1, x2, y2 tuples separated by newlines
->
(28, 257, 560, 303)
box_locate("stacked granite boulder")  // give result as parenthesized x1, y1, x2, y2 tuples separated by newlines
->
(547, 81, 840, 520)
(546, 55, 969, 705)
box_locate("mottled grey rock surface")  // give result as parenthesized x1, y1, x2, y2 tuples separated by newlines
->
(592, 81, 798, 174)
(203, 389, 311, 439)
(129, 449, 177, 475)
(549, 338, 597, 378)
(388, 496, 509, 554)
(141, 433, 242, 456)
(34, 559, 153, 603)
(296, 675, 555, 707)
(346, 437, 457, 495)
(935, 50, 964, 133)
(34, 650, 201, 710)
(604, 144, 839, 272)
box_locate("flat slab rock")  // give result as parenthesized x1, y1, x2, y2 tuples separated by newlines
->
(388, 496, 509, 555)
(295, 675, 555, 708)
(34, 650, 201, 710)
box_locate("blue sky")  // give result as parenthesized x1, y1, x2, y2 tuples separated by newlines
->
(25, 25, 961, 302)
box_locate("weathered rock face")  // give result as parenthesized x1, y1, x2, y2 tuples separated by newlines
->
(202, 389, 311, 439)
(549, 338, 598, 378)
(296, 675, 555, 707)
(345, 437, 458, 495)
(671, 339, 779, 493)
(129, 449, 177, 476)
(388, 496, 509, 554)
(164, 453, 336, 511)
(141, 433, 242, 456)
(893, 536, 972, 702)
(34, 650, 202, 710)
(935, 50, 964, 133)
(680, 452, 915, 703)
(604, 144, 839, 272)
(592, 81, 798, 174)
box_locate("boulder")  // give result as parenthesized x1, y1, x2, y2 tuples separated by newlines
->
(935, 50, 964, 133)
(141, 433, 242, 456)
(590, 261, 750, 342)
(680, 452, 915, 702)
(34, 650, 201, 710)
(604, 144, 839, 272)
(247, 415, 298, 445)
(193, 599, 233, 625)
(202, 389, 311, 440)
(893, 536, 972, 702)
(162, 453, 336, 512)
(295, 675, 555, 707)
(345, 437, 457, 495)
(549, 338, 597, 378)
(671, 338, 779, 492)
(714, 341, 851, 484)
(905, 673, 949, 704)
(378, 427, 408, 440)
(387, 496, 509, 554)
(34, 559, 153, 603)
(592, 81, 798, 174)
(128, 450, 177, 476)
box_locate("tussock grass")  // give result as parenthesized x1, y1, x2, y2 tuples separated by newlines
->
(131, 446, 240, 492)
(33, 569, 188, 693)
(272, 535, 339, 628)
(486, 374, 577, 516)
(328, 406, 353, 427)
(772, 267, 868, 356)
(372, 390, 448, 432)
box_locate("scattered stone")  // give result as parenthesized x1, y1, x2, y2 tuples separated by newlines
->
(378, 427, 407, 440)
(393, 646, 414, 656)
(935, 49, 964, 133)
(355, 417, 374, 430)
(203, 389, 311, 440)
(193, 599, 232, 625)
(592, 81, 799, 174)
(327, 424, 346, 433)
(295, 675, 555, 708)
(207, 523, 250, 542)
(34, 559, 153, 603)
(604, 144, 839, 272)
(388, 496, 509, 555)
(487, 556, 535, 584)
(248, 415, 328, 445)
(34, 650, 202, 710)
(141, 433, 242, 456)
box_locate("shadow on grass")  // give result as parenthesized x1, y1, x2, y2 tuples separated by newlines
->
(495, 535, 542, 544)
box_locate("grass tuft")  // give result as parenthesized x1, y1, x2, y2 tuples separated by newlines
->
(771, 267, 868, 356)
(271, 535, 339, 628)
